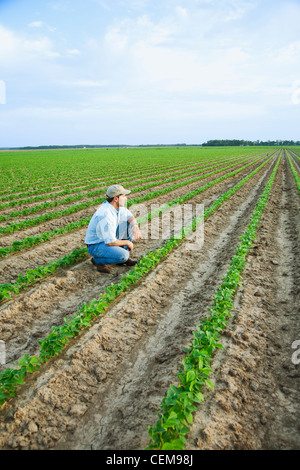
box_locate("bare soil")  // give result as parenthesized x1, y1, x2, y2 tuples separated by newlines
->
(0, 152, 298, 451)
(0, 156, 274, 367)
(0, 155, 267, 282)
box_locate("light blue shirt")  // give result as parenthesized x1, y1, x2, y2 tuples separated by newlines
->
(85, 201, 133, 245)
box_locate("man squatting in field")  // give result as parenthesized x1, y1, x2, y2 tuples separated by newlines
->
(85, 184, 141, 273)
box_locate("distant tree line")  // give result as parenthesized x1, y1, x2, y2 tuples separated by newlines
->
(1, 140, 300, 151)
(202, 139, 300, 147)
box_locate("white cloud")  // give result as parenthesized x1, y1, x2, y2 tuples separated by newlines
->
(64, 79, 108, 87)
(28, 20, 56, 32)
(223, 0, 256, 22)
(67, 48, 81, 55)
(131, 42, 254, 97)
(175, 6, 188, 19)
(104, 27, 129, 54)
(0, 25, 60, 64)
(0, 80, 6, 105)
(91, 0, 111, 10)
(0, 26, 19, 60)
(28, 21, 43, 28)
(275, 41, 300, 64)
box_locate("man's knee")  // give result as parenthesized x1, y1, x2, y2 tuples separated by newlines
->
(121, 249, 130, 263)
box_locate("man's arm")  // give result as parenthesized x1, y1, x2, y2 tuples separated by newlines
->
(106, 239, 133, 250)
(128, 216, 141, 241)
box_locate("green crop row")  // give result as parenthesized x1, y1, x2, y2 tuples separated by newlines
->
(0, 154, 277, 406)
(0, 147, 268, 199)
(0, 160, 207, 209)
(0, 152, 181, 193)
(0, 159, 179, 196)
(0, 158, 213, 204)
(1, 147, 252, 195)
(0, 153, 270, 265)
(0, 156, 251, 220)
(146, 154, 281, 450)
(287, 154, 300, 193)
(0, 248, 88, 302)
(290, 150, 300, 162)
(0, 155, 274, 302)
(0, 155, 265, 235)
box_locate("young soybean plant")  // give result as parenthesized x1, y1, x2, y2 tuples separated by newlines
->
(0, 154, 278, 407)
(146, 155, 281, 450)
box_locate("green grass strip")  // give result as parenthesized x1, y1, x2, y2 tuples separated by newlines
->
(145, 154, 281, 450)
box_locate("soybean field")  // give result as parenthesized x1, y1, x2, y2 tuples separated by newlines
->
(0, 146, 299, 450)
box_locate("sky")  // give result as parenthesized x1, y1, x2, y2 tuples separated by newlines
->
(0, 0, 300, 147)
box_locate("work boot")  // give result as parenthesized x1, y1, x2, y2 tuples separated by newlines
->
(117, 258, 138, 266)
(97, 264, 111, 274)
(124, 259, 138, 266)
(91, 258, 111, 273)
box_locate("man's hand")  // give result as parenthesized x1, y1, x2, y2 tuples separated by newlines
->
(132, 224, 141, 241)
(126, 240, 134, 251)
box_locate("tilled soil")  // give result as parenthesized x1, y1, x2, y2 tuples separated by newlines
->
(0, 159, 241, 217)
(289, 151, 300, 171)
(0, 155, 268, 284)
(0, 164, 213, 222)
(0, 152, 298, 451)
(186, 152, 300, 450)
(0, 155, 264, 249)
(0, 155, 275, 367)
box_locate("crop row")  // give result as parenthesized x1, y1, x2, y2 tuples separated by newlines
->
(0, 155, 266, 235)
(0, 148, 252, 195)
(0, 148, 269, 198)
(0, 155, 274, 302)
(0, 159, 215, 209)
(287, 154, 300, 193)
(2, 151, 258, 208)
(0, 153, 277, 406)
(146, 153, 281, 450)
(0, 155, 255, 220)
(0, 158, 191, 196)
(0, 154, 272, 268)
(290, 150, 300, 162)
(0, 157, 217, 203)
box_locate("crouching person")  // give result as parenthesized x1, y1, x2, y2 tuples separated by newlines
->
(84, 184, 141, 273)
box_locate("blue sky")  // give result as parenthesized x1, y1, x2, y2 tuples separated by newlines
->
(0, 0, 300, 147)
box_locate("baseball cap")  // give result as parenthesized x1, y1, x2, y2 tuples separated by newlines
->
(106, 184, 131, 198)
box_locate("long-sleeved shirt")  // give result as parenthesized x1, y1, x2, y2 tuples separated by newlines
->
(84, 201, 133, 245)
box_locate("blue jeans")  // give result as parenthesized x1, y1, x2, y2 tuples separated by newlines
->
(87, 225, 133, 265)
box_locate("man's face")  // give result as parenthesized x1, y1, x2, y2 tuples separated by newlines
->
(116, 194, 127, 207)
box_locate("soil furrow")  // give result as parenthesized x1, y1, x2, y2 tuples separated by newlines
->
(0, 155, 278, 450)
(0, 159, 242, 215)
(183, 153, 300, 450)
(0, 156, 269, 284)
(0, 157, 264, 237)
(0, 158, 276, 367)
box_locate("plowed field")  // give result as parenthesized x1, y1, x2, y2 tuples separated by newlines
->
(0, 146, 299, 451)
